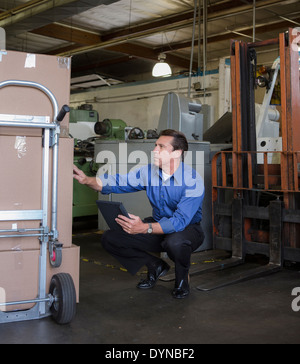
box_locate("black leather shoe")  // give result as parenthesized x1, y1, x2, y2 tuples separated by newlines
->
(172, 279, 190, 299)
(137, 260, 170, 289)
(172, 287, 190, 299)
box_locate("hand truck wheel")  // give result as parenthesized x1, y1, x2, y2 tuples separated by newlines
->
(49, 273, 76, 324)
(50, 244, 62, 268)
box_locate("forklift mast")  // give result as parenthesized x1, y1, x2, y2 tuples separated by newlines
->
(213, 28, 300, 257)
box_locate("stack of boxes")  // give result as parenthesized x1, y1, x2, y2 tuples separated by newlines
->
(0, 50, 79, 312)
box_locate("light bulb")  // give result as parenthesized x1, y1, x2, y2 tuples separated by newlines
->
(152, 62, 172, 77)
(152, 53, 172, 77)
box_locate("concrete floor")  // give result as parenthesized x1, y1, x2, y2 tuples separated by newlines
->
(0, 226, 300, 344)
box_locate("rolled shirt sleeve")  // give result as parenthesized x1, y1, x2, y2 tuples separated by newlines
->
(99, 166, 147, 195)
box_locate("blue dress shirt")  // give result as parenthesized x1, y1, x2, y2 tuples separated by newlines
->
(99, 162, 205, 234)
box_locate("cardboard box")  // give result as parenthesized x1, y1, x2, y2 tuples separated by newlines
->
(0, 136, 74, 251)
(0, 245, 80, 312)
(0, 50, 71, 137)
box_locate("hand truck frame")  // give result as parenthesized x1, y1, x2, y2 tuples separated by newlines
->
(0, 80, 76, 324)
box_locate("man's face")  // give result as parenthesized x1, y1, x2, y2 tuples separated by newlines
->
(153, 135, 181, 169)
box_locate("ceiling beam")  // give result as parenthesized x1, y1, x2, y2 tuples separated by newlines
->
(36, 13, 297, 55)
(32, 23, 196, 70)
(29, 0, 292, 73)
(158, 16, 300, 53)
(31, 23, 102, 45)
(107, 43, 196, 70)
(0, 0, 120, 37)
(41, 0, 286, 58)
(32, 0, 248, 49)
(0, 0, 79, 26)
(100, 0, 285, 44)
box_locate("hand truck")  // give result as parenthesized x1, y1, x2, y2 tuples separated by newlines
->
(0, 80, 76, 325)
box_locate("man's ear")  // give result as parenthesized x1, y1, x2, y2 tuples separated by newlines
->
(172, 149, 182, 159)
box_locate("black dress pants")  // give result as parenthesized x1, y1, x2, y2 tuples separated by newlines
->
(101, 220, 205, 285)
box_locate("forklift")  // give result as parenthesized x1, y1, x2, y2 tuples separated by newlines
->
(175, 29, 300, 291)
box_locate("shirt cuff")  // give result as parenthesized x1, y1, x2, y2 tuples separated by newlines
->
(158, 217, 176, 234)
(99, 175, 112, 195)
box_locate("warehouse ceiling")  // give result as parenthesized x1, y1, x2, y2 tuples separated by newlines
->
(0, 0, 299, 92)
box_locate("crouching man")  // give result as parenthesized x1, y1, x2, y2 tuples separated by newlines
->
(73, 129, 205, 298)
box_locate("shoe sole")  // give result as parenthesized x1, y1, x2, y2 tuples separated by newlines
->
(172, 291, 190, 299)
(137, 264, 170, 290)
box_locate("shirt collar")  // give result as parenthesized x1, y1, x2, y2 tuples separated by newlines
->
(152, 162, 183, 184)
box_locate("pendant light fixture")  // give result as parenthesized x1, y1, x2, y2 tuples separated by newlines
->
(152, 53, 172, 78)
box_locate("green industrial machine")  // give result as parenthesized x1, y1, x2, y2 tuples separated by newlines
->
(73, 156, 99, 218)
(70, 105, 100, 219)
(70, 105, 129, 219)
(94, 118, 127, 140)
(69, 107, 99, 123)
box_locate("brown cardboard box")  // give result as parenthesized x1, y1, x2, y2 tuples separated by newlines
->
(0, 50, 71, 137)
(0, 245, 80, 311)
(0, 136, 74, 250)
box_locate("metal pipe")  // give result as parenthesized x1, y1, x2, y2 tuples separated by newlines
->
(198, 0, 201, 74)
(0, 234, 44, 238)
(0, 0, 52, 20)
(188, 0, 198, 98)
(0, 80, 59, 120)
(51, 139, 59, 240)
(0, 296, 51, 307)
(0, 121, 56, 129)
(0, 209, 43, 221)
(253, 0, 256, 42)
(203, 0, 207, 103)
(0, 228, 44, 233)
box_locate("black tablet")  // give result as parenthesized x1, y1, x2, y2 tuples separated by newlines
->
(96, 200, 131, 231)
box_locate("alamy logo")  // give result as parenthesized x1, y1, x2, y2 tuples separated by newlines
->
(95, 143, 205, 178)
(291, 287, 300, 312)
(95, 143, 205, 197)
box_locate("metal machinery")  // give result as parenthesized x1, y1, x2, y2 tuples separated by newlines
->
(158, 92, 204, 141)
(70, 105, 100, 219)
(194, 29, 300, 291)
(70, 104, 133, 219)
(73, 156, 99, 219)
(94, 118, 128, 140)
(0, 80, 76, 324)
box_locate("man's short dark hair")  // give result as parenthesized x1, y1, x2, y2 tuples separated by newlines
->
(159, 129, 188, 152)
(159, 129, 188, 161)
